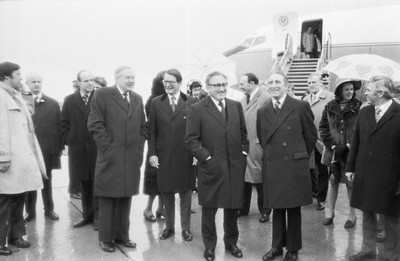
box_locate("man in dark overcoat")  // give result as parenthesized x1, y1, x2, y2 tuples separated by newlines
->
(148, 69, 196, 241)
(24, 72, 63, 222)
(61, 70, 98, 229)
(88, 66, 147, 253)
(186, 71, 249, 261)
(346, 76, 400, 261)
(257, 72, 317, 261)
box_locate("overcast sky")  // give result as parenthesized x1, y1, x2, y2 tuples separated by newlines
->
(0, 0, 398, 100)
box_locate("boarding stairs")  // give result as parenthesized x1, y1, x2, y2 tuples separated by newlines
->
(287, 58, 319, 97)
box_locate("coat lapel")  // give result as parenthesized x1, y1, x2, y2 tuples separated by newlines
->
(372, 101, 397, 134)
(265, 95, 295, 143)
(172, 92, 187, 118)
(160, 94, 174, 118)
(127, 91, 139, 118)
(111, 86, 129, 112)
(244, 90, 260, 111)
(204, 96, 226, 127)
(73, 91, 86, 114)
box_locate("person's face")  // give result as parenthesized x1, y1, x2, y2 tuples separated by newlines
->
(341, 83, 354, 101)
(26, 75, 43, 95)
(206, 75, 228, 101)
(192, 87, 202, 99)
(308, 75, 322, 94)
(163, 73, 181, 96)
(7, 70, 23, 90)
(267, 73, 287, 100)
(79, 71, 94, 94)
(116, 69, 135, 92)
(307, 27, 312, 33)
(365, 82, 380, 105)
(238, 75, 254, 95)
(93, 83, 101, 91)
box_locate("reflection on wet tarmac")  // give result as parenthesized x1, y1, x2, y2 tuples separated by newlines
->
(2, 156, 386, 261)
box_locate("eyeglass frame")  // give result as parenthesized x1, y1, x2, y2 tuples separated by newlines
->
(207, 82, 228, 88)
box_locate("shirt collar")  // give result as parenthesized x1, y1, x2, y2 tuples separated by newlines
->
(376, 99, 392, 115)
(80, 90, 91, 97)
(168, 92, 180, 103)
(34, 92, 42, 100)
(210, 96, 225, 108)
(312, 88, 323, 99)
(273, 93, 287, 108)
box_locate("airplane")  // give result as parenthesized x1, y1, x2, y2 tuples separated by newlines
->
(224, 5, 400, 97)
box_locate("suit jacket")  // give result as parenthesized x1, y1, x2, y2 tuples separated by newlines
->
(88, 86, 147, 198)
(257, 95, 317, 209)
(186, 96, 249, 208)
(33, 93, 63, 171)
(346, 101, 400, 216)
(0, 82, 45, 194)
(148, 92, 196, 193)
(240, 87, 271, 183)
(61, 91, 97, 181)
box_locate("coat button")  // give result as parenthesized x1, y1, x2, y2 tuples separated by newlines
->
(284, 156, 289, 160)
(282, 142, 287, 146)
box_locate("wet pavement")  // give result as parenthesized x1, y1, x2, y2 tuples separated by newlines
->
(1, 155, 387, 261)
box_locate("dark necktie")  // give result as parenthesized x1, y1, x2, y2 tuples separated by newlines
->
(274, 101, 280, 115)
(123, 92, 130, 107)
(246, 94, 250, 104)
(218, 100, 226, 120)
(171, 96, 176, 112)
(82, 94, 88, 105)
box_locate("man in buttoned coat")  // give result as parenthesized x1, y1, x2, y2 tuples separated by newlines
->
(238, 73, 271, 222)
(302, 73, 334, 210)
(88, 66, 147, 253)
(61, 70, 98, 229)
(24, 72, 63, 222)
(148, 69, 197, 241)
(186, 71, 249, 261)
(346, 76, 400, 261)
(257, 72, 317, 261)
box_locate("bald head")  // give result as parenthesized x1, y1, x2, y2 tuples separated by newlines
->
(26, 72, 43, 95)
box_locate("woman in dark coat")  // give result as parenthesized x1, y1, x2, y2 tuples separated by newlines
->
(143, 71, 166, 222)
(319, 78, 362, 228)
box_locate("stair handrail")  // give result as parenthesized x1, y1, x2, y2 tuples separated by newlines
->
(270, 45, 292, 74)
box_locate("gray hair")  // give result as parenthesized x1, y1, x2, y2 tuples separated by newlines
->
(114, 66, 133, 80)
(205, 71, 227, 85)
(369, 75, 395, 99)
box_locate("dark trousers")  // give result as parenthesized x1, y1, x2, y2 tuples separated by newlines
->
(310, 170, 318, 195)
(241, 182, 271, 216)
(98, 196, 132, 242)
(162, 189, 192, 231)
(25, 170, 54, 214)
(81, 178, 99, 221)
(68, 176, 81, 195)
(0, 193, 26, 245)
(202, 207, 238, 249)
(272, 207, 302, 252)
(315, 149, 329, 203)
(361, 210, 400, 260)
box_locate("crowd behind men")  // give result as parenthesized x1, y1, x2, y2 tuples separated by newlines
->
(0, 60, 399, 261)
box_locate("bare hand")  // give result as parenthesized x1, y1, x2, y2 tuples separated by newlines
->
(345, 172, 354, 182)
(0, 161, 10, 173)
(149, 155, 159, 169)
(192, 157, 198, 166)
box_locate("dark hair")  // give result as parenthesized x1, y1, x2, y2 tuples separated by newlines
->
(243, 73, 259, 85)
(93, 76, 107, 87)
(0, 62, 20, 81)
(145, 71, 167, 117)
(334, 82, 356, 101)
(165, 68, 182, 83)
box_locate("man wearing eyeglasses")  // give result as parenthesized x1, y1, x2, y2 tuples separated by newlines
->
(148, 69, 197, 242)
(186, 71, 249, 261)
(257, 72, 317, 261)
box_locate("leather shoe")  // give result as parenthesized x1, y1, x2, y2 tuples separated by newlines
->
(0, 245, 12, 256)
(93, 219, 98, 231)
(99, 241, 115, 253)
(322, 216, 334, 225)
(73, 218, 91, 228)
(114, 239, 136, 248)
(24, 212, 36, 222)
(156, 210, 165, 219)
(262, 248, 283, 261)
(143, 212, 156, 222)
(225, 244, 243, 258)
(316, 202, 325, 210)
(344, 218, 357, 228)
(283, 251, 298, 261)
(45, 211, 60, 220)
(8, 237, 30, 248)
(159, 229, 174, 240)
(182, 230, 193, 242)
(259, 214, 269, 223)
(203, 248, 215, 261)
(70, 192, 82, 199)
(349, 251, 376, 261)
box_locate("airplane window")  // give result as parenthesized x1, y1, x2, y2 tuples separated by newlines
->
(241, 37, 254, 48)
(253, 36, 266, 46)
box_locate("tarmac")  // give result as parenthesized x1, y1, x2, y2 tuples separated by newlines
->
(0, 155, 387, 261)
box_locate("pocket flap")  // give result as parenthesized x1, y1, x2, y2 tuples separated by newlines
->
(292, 151, 309, 159)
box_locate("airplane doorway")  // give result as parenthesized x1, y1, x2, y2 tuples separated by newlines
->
(301, 19, 323, 59)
